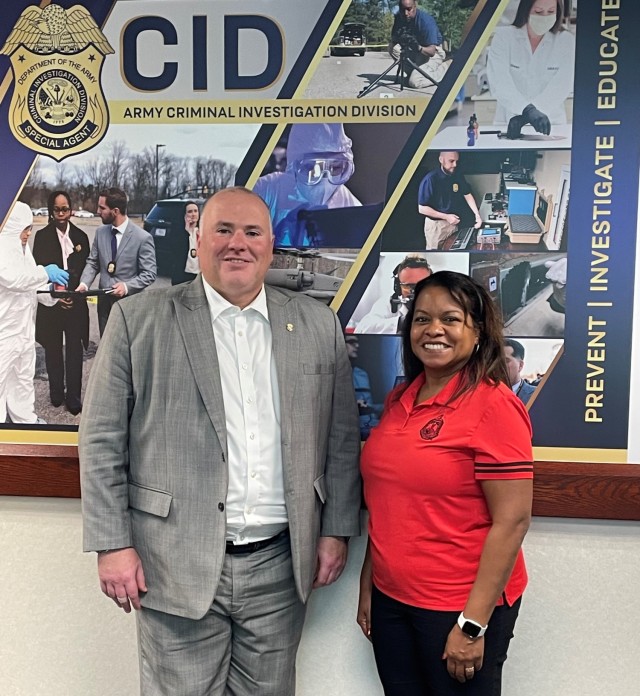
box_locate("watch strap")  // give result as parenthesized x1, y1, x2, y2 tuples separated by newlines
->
(457, 612, 488, 638)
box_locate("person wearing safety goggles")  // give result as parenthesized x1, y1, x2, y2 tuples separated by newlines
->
(254, 123, 361, 247)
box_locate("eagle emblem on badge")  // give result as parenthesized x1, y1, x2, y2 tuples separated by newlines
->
(0, 4, 114, 161)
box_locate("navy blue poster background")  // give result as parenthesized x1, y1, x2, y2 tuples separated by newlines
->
(530, 0, 640, 450)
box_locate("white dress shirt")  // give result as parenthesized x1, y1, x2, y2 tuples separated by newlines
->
(202, 279, 287, 543)
(184, 227, 200, 275)
(56, 222, 74, 270)
(111, 217, 129, 294)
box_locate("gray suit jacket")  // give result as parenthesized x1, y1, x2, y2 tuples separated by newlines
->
(79, 219, 157, 292)
(79, 278, 361, 619)
(517, 379, 537, 406)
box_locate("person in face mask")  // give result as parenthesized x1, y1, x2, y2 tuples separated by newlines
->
(253, 123, 361, 247)
(486, 0, 575, 137)
(0, 201, 68, 425)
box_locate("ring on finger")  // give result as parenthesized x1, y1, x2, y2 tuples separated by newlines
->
(116, 596, 128, 604)
(465, 667, 475, 674)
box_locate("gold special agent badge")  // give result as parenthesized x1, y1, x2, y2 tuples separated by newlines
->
(453, 183, 459, 193)
(0, 4, 114, 161)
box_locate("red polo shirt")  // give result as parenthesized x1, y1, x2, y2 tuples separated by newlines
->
(361, 372, 533, 611)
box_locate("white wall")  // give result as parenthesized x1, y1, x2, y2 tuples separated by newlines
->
(1, 498, 639, 696)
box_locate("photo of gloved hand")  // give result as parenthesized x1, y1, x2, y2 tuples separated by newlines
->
(522, 103, 551, 135)
(44, 264, 69, 286)
(507, 114, 528, 139)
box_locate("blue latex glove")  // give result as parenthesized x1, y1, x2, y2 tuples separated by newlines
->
(44, 264, 69, 286)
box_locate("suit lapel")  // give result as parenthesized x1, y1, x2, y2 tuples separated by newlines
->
(266, 286, 298, 443)
(173, 277, 228, 457)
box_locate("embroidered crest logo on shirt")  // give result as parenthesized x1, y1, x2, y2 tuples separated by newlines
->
(420, 415, 444, 440)
(452, 183, 459, 193)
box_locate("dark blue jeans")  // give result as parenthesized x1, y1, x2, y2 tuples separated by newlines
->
(371, 585, 521, 696)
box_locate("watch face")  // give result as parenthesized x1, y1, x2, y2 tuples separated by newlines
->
(461, 621, 482, 638)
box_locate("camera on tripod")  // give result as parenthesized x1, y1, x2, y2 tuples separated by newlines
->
(395, 26, 420, 56)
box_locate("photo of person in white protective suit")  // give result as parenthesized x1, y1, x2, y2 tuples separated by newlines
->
(0, 201, 68, 425)
(487, 0, 575, 137)
(253, 123, 361, 247)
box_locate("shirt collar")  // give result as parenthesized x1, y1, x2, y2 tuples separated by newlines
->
(202, 276, 269, 323)
(112, 217, 129, 234)
(399, 371, 467, 413)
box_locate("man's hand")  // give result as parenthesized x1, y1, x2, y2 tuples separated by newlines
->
(110, 281, 127, 298)
(474, 214, 483, 229)
(76, 282, 89, 294)
(444, 213, 460, 225)
(312, 536, 348, 588)
(98, 547, 147, 613)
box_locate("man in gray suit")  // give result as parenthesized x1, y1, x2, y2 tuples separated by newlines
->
(79, 187, 361, 695)
(77, 187, 157, 335)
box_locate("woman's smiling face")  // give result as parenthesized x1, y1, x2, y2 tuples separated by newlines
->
(410, 285, 479, 378)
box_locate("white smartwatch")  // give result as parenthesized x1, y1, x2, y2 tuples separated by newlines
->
(457, 612, 488, 639)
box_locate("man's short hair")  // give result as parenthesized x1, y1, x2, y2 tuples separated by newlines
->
(395, 255, 432, 277)
(505, 338, 525, 361)
(99, 187, 128, 214)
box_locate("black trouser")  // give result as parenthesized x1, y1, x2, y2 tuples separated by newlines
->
(43, 306, 85, 404)
(371, 585, 521, 696)
(97, 294, 118, 337)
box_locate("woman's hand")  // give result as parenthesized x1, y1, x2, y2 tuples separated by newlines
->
(356, 584, 372, 640)
(357, 539, 373, 640)
(442, 624, 484, 683)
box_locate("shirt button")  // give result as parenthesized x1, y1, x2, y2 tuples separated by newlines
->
(238, 330, 243, 337)
(247, 507, 254, 514)
(250, 471, 257, 478)
(218, 502, 225, 511)
(246, 397, 253, 404)
(249, 433, 255, 440)
(242, 363, 248, 370)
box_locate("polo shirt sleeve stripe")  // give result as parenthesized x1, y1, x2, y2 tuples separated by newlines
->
(475, 463, 534, 477)
(471, 384, 534, 480)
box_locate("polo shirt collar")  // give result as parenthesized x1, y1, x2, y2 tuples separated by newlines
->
(202, 277, 269, 323)
(400, 371, 467, 413)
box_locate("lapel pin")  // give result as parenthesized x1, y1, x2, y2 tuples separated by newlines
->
(75, 244, 81, 252)
(286, 323, 294, 332)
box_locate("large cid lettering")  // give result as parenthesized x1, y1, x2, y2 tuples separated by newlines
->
(122, 14, 283, 91)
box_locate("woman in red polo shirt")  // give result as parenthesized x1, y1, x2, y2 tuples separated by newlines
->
(357, 271, 533, 695)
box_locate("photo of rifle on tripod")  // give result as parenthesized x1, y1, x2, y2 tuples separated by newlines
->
(358, 0, 449, 98)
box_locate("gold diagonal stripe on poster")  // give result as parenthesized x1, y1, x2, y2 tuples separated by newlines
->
(244, 0, 351, 188)
(245, 124, 288, 189)
(291, 0, 351, 98)
(532, 448, 628, 464)
(523, 344, 564, 411)
(331, 0, 511, 312)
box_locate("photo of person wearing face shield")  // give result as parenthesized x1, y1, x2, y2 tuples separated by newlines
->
(253, 123, 361, 247)
(486, 0, 575, 138)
